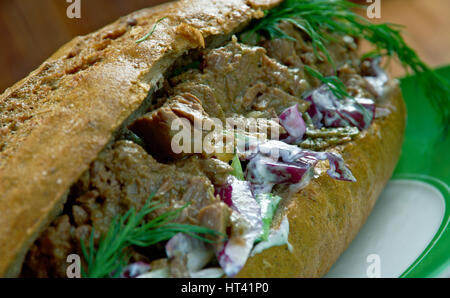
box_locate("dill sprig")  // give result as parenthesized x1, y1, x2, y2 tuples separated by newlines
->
(304, 65, 350, 99)
(80, 196, 220, 278)
(241, 0, 450, 124)
(136, 17, 167, 44)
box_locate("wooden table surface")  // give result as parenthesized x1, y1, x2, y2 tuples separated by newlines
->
(0, 0, 449, 93)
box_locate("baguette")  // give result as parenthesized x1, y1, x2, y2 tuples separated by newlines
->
(0, 0, 405, 278)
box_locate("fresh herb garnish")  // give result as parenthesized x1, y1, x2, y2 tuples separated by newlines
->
(230, 154, 245, 181)
(123, 129, 146, 148)
(255, 193, 282, 242)
(304, 65, 350, 99)
(136, 17, 167, 44)
(80, 195, 220, 278)
(241, 0, 450, 124)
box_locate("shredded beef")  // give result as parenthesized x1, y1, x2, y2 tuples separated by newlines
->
(131, 36, 312, 161)
(22, 141, 228, 277)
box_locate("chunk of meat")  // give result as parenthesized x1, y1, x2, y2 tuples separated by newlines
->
(252, 86, 310, 115)
(129, 94, 213, 162)
(198, 202, 231, 251)
(175, 156, 233, 186)
(227, 114, 286, 141)
(242, 82, 268, 109)
(202, 37, 310, 114)
(260, 22, 311, 68)
(21, 216, 74, 278)
(151, 175, 217, 225)
(170, 82, 226, 121)
(262, 22, 360, 75)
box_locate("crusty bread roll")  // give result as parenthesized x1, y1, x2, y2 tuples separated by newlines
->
(0, 0, 405, 277)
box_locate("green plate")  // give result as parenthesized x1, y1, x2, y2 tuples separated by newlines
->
(395, 66, 450, 278)
(326, 66, 449, 278)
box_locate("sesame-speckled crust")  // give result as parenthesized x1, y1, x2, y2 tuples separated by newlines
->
(0, 0, 406, 278)
(0, 0, 282, 277)
(237, 88, 406, 277)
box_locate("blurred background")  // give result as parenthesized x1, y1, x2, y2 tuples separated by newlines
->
(0, 0, 449, 93)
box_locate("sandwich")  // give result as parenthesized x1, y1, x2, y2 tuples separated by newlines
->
(0, 0, 447, 278)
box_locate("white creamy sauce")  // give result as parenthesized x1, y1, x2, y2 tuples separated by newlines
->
(375, 107, 391, 118)
(313, 88, 336, 109)
(137, 267, 170, 278)
(364, 59, 389, 97)
(189, 268, 225, 278)
(251, 215, 292, 257)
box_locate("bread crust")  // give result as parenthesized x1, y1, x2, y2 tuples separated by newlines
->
(238, 87, 406, 277)
(0, 0, 406, 278)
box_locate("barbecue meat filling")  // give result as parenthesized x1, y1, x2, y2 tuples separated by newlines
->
(21, 22, 377, 277)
